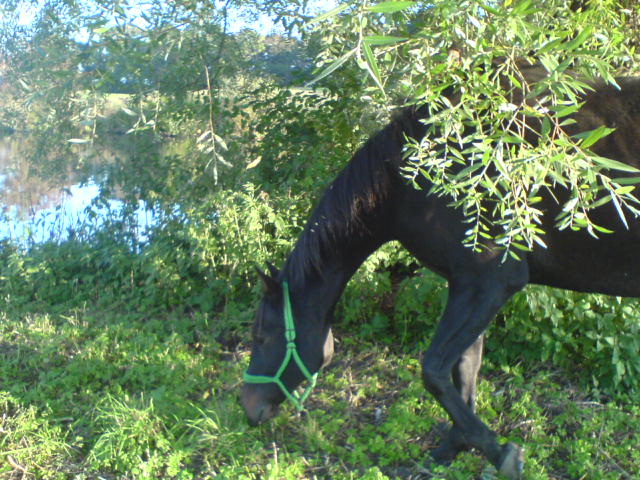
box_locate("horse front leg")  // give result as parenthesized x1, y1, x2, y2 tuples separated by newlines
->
(422, 272, 526, 480)
(430, 334, 484, 464)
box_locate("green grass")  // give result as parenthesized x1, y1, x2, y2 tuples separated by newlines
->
(0, 305, 638, 479)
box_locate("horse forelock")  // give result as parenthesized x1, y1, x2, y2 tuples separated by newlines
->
(284, 107, 426, 283)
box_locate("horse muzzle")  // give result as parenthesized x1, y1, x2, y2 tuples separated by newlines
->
(241, 383, 280, 426)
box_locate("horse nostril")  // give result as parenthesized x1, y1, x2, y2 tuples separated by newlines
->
(242, 385, 267, 425)
(246, 402, 280, 426)
(241, 385, 280, 426)
(246, 407, 264, 427)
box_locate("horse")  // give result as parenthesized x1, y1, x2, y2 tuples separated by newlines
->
(240, 73, 640, 480)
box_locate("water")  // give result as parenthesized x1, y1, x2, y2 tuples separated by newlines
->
(0, 137, 155, 246)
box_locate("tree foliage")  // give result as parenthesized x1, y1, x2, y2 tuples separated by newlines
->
(0, 0, 322, 201)
(305, 0, 640, 255)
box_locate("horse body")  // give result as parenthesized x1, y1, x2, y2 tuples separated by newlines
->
(241, 77, 640, 479)
(396, 174, 640, 296)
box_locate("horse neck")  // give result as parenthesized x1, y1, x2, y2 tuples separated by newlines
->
(282, 108, 415, 314)
(284, 216, 390, 319)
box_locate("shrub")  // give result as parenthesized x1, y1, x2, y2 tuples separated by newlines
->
(489, 286, 640, 398)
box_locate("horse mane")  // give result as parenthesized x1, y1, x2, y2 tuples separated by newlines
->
(283, 106, 427, 283)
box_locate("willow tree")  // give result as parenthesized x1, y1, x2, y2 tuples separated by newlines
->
(302, 0, 639, 256)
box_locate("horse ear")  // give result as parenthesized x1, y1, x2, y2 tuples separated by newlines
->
(255, 266, 279, 295)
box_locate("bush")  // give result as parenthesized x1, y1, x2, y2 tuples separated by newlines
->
(489, 286, 640, 398)
(0, 234, 138, 312)
(134, 183, 304, 316)
(0, 183, 305, 317)
(3, 186, 640, 399)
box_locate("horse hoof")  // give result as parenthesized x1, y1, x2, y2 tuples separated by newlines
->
(498, 442, 524, 480)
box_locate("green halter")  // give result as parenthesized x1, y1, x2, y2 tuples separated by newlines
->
(243, 281, 318, 412)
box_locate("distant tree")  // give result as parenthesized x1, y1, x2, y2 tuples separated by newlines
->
(0, 0, 319, 197)
(252, 34, 315, 83)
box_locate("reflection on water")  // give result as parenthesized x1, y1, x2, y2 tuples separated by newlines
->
(0, 139, 69, 218)
(0, 137, 154, 246)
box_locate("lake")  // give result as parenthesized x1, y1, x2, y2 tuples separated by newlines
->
(0, 137, 155, 246)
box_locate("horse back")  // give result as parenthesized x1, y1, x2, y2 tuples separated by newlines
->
(392, 75, 640, 297)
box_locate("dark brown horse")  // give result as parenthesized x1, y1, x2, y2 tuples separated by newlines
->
(241, 74, 640, 479)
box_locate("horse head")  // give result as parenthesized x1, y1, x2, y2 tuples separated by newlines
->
(241, 265, 334, 425)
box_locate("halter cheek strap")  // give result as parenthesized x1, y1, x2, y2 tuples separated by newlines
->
(243, 281, 319, 411)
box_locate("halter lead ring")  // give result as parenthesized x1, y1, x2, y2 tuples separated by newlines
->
(243, 281, 318, 411)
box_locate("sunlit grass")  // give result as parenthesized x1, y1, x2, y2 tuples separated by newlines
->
(1, 305, 638, 479)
